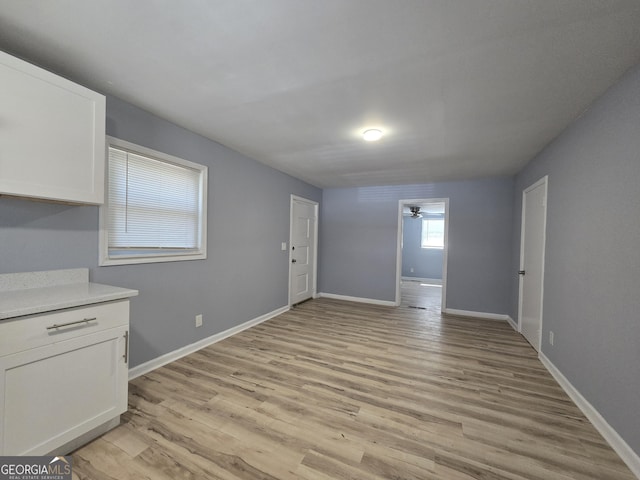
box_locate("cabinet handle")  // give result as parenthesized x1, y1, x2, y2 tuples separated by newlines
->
(46, 317, 97, 330)
(123, 330, 129, 364)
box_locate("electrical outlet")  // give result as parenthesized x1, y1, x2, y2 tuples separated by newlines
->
(410, 267, 414, 273)
(281, 242, 287, 251)
(195, 314, 203, 328)
(549, 331, 554, 346)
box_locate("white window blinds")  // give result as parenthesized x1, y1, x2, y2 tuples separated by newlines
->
(107, 147, 203, 251)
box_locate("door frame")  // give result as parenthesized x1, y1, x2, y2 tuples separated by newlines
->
(395, 198, 449, 308)
(289, 194, 319, 306)
(517, 175, 548, 351)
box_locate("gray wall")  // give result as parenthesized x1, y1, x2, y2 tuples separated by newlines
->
(319, 177, 514, 313)
(0, 95, 321, 367)
(511, 63, 640, 455)
(401, 214, 444, 279)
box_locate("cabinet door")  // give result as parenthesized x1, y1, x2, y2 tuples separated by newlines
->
(0, 50, 105, 204)
(0, 326, 128, 455)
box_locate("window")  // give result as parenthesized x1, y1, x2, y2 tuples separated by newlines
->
(100, 137, 207, 265)
(421, 218, 444, 249)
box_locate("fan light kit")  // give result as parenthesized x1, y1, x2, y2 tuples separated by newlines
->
(363, 129, 383, 141)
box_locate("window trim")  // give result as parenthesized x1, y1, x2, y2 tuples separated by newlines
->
(99, 136, 207, 266)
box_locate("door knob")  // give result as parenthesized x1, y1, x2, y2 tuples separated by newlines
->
(518, 270, 526, 275)
(292, 259, 297, 263)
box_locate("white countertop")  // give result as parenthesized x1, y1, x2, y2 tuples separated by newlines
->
(0, 269, 138, 320)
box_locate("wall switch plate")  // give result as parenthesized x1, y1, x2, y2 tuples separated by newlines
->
(195, 314, 203, 328)
(281, 242, 287, 251)
(549, 331, 554, 346)
(410, 267, 414, 273)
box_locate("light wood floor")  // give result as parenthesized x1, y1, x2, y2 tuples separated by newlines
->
(71, 283, 635, 479)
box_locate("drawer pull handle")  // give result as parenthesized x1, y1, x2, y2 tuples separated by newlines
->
(123, 330, 129, 364)
(46, 317, 97, 330)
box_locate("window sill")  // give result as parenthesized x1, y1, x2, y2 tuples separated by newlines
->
(99, 251, 206, 266)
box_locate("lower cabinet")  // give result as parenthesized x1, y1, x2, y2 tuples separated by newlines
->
(0, 300, 130, 455)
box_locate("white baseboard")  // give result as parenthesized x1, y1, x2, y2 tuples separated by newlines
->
(506, 316, 518, 331)
(442, 307, 510, 322)
(128, 305, 289, 380)
(401, 277, 442, 285)
(318, 292, 398, 307)
(539, 352, 640, 479)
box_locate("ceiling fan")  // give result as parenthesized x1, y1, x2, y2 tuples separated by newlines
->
(409, 206, 422, 218)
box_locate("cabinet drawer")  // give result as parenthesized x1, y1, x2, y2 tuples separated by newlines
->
(0, 300, 129, 357)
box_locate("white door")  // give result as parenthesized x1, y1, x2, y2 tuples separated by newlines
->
(289, 196, 318, 305)
(518, 176, 548, 351)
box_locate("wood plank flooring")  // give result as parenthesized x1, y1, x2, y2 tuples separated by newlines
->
(71, 283, 635, 479)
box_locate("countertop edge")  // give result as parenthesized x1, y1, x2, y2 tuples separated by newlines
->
(0, 283, 139, 321)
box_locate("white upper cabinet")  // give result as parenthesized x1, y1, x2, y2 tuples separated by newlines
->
(0, 51, 105, 204)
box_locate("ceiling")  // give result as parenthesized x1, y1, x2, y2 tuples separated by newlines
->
(1, 1, 640, 188)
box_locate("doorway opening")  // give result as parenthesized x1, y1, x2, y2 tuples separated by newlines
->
(396, 198, 449, 310)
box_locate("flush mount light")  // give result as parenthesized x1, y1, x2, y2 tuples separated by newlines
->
(363, 129, 383, 141)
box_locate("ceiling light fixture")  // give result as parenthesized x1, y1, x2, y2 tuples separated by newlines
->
(363, 129, 383, 141)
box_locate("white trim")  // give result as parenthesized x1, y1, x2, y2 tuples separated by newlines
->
(539, 353, 640, 479)
(318, 292, 398, 307)
(517, 175, 548, 348)
(128, 305, 289, 380)
(506, 316, 518, 331)
(396, 198, 449, 309)
(442, 308, 511, 322)
(100, 251, 207, 266)
(401, 277, 442, 285)
(289, 195, 319, 306)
